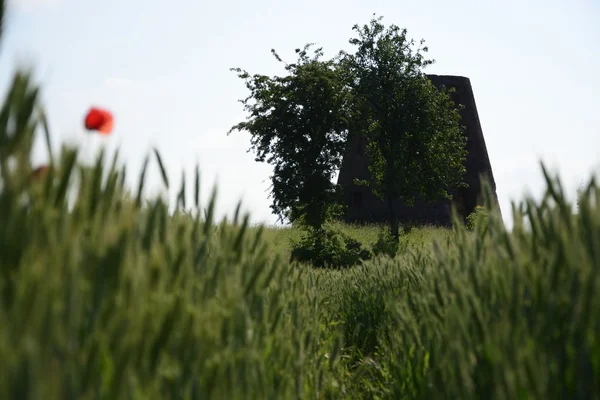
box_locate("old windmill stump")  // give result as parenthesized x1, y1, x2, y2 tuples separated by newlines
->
(336, 74, 500, 227)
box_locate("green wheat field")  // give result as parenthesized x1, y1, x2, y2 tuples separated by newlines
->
(1, 72, 599, 399)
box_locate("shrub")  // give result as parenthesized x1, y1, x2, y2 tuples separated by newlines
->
(465, 204, 489, 231)
(370, 225, 414, 259)
(289, 227, 372, 268)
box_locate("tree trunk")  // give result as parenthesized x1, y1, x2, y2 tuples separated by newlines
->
(387, 196, 400, 242)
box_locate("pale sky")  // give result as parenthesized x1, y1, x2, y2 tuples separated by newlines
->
(2, 0, 599, 228)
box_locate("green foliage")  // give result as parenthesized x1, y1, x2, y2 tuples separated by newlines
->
(371, 226, 405, 258)
(465, 204, 489, 231)
(341, 15, 468, 240)
(289, 227, 372, 268)
(229, 44, 350, 230)
(0, 71, 40, 184)
(576, 181, 585, 213)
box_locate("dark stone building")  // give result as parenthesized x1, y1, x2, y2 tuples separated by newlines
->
(336, 74, 499, 226)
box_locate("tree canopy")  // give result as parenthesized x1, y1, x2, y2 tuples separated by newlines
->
(231, 15, 468, 244)
(229, 45, 351, 229)
(341, 16, 467, 239)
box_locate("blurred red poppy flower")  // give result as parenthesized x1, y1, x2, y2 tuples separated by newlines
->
(84, 107, 114, 135)
(30, 165, 50, 181)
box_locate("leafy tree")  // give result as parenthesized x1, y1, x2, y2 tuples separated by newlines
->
(341, 15, 468, 240)
(229, 44, 351, 230)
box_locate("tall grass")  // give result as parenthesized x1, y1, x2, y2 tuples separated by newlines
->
(1, 70, 599, 399)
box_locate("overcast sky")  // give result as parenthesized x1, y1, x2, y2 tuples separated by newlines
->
(2, 0, 599, 227)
